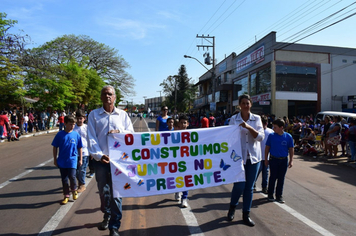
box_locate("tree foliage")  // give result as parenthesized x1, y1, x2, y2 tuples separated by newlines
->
(0, 13, 27, 108)
(1, 14, 133, 111)
(21, 34, 135, 96)
(160, 65, 197, 112)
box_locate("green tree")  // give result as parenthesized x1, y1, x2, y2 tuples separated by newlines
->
(21, 34, 135, 98)
(160, 65, 197, 112)
(0, 13, 27, 108)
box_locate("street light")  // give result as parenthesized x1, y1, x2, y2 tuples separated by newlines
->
(184, 54, 216, 106)
(184, 55, 210, 71)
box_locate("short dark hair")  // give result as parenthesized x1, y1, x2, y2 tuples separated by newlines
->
(261, 115, 268, 125)
(64, 115, 76, 123)
(76, 109, 86, 118)
(238, 94, 252, 105)
(167, 117, 174, 123)
(334, 115, 342, 122)
(179, 114, 189, 122)
(272, 118, 285, 128)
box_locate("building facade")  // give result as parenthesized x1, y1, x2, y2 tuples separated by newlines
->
(144, 96, 166, 114)
(195, 31, 356, 118)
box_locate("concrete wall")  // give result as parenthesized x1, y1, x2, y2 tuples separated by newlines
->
(275, 50, 329, 64)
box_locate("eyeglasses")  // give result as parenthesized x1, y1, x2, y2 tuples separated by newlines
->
(163, 109, 168, 111)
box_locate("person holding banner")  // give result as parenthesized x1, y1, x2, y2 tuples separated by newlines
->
(88, 85, 134, 236)
(227, 94, 264, 227)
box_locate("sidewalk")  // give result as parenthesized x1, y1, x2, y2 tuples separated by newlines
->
(0, 128, 58, 143)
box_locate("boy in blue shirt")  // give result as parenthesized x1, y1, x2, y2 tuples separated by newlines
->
(264, 118, 294, 203)
(52, 115, 83, 205)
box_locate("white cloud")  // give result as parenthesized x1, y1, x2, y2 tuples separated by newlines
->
(157, 11, 181, 22)
(97, 17, 166, 40)
(7, 3, 44, 21)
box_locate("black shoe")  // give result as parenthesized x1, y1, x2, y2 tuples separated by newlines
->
(262, 188, 268, 194)
(227, 205, 236, 221)
(242, 211, 255, 227)
(109, 228, 120, 236)
(276, 196, 285, 203)
(98, 218, 109, 230)
(267, 195, 275, 202)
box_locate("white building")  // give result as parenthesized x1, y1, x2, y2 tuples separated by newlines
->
(195, 31, 356, 118)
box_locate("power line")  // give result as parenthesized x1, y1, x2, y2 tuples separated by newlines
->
(198, 0, 228, 34)
(204, 0, 241, 33)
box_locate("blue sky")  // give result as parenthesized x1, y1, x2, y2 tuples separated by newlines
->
(3, 0, 356, 105)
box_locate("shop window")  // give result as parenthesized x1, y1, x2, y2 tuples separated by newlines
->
(217, 76, 221, 86)
(257, 68, 271, 94)
(249, 67, 271, 95)
(276, 65, 317, 92)
(250, 73, 257, 96)
(233, 76, 248, 100)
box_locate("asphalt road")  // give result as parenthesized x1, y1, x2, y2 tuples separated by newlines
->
(0, 117, 355, 236)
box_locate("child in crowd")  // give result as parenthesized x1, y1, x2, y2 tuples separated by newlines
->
(174, 115, 190, 208)
(52, 115, 83, 205)
(73, 110, 89, 193)
(7, 124, 20, 141)
(167, 117, 174, 131)
(265, 118, 294, 204)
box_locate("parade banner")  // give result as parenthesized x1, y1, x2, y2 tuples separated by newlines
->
(109, 125, 245, 198)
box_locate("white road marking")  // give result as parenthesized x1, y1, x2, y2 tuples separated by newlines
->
(132, 117, 138, 125)
(181, 203, 205, 236)
(140, 119, 203, 234)
(0, 159, 52, 189)
(38, 175, 95, 236)
(142, 117, 151, 132)
(257, 188, 335, 236)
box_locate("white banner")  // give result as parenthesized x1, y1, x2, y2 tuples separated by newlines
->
(109, 126, 245, 198)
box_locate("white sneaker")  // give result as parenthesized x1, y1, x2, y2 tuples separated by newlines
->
(174, 192, 181, 201)
(181, 199, 188, 208)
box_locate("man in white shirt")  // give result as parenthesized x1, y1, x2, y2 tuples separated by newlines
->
(88, 85, 134, 236)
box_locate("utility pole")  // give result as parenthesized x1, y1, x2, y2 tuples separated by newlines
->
(196, 34, 216, 107)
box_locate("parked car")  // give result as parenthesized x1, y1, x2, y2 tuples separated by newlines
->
(315, 111, 356, 123)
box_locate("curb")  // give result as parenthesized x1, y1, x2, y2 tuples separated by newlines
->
(21, 129, 58, 138)
(0, 129, 58, 144)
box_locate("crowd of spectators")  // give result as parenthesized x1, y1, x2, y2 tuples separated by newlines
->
(0, 107, 80, 142)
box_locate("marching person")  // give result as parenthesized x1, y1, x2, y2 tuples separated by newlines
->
(227, 94, 264, 227)
(88, 85, 134, 236)
(265, 118, 294, 203)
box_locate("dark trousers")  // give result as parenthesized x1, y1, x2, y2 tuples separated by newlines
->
(94, 161, 122, 230)
(88, 156, 95, 174)
(59, 168, 77, 197)
(268, 157, 288, 197)
(230, 159, 260, 212)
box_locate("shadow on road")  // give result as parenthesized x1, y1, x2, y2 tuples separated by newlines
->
(296, 155, 356, 186)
